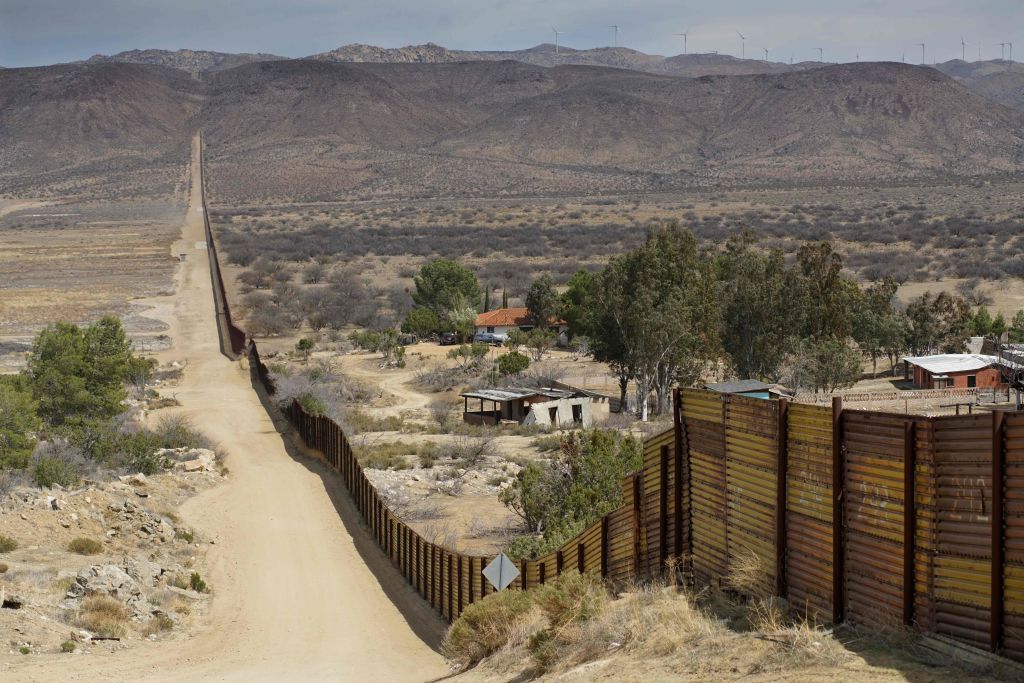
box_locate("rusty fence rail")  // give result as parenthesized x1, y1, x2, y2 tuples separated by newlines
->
(200, 148, 1024, 659)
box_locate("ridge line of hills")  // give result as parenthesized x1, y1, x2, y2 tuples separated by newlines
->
(74, 43, 1024, 111)
(2, 57, 1024, 202)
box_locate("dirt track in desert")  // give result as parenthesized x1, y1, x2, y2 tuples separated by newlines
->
(4, 135, 449, 682)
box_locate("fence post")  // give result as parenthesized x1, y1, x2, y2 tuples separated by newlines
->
(832, 396, 845, 624)
(556, 550, 564, 576)
(520, 560, 527, 590)
(659, 444, 669, 572)
(539, 562, 546, 585)
(600, 516, 609, 578)
(447, 554, 454, 621)
(577, 542, 585, 574)
(903, 420, 916, 626)
(633, 473, 643, 576)
(458, 556, 464, 614)
(992, 409, 1006, 652)
(776, 399, 789, 597)
(673, 388, 685, 567)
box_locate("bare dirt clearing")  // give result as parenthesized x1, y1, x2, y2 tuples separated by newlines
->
(2, 136, 447, 682)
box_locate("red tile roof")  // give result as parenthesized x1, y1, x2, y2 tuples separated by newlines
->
(474, 307, 565, 328)
(475, 307, 529, 327)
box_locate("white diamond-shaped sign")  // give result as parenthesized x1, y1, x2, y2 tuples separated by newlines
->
(483, 553, 519, 591)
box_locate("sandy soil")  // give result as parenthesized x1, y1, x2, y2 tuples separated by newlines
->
(2, 136, 448, 682)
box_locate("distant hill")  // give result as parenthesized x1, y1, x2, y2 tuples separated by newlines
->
(308, 42, 818, 77)
(3, 59, 1023, 201)
(0, 63, 202, 198)
(85, 48, 286, 73)
(197, 60, 1024, 201)
(934, 59, 1024, 110)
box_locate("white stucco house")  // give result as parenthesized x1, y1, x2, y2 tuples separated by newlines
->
(473, 307, 567, 342)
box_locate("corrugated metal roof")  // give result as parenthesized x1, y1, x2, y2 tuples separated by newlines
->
(705, 379, 773, 394)
(902, 354, 999, 374)
(460, 387, 580, 402)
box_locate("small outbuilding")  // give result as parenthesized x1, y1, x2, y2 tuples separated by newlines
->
(704, 380, 789, 400)
(902, 354, 1003, 389)
(460, 387, 592, 429)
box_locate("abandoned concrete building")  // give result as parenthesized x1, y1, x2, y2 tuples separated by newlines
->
(459, 387, 593, 428)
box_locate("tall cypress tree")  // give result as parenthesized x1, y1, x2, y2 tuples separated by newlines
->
(502, 287, 508, 309)
(483, 285, 490, 312)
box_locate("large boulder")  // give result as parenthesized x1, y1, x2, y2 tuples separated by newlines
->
(67, 564, 139, 600)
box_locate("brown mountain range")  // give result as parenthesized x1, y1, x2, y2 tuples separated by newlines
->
(1, 59, 1022, 202)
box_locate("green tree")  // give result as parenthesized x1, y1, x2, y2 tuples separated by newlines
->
(0, 376, 38, 469)
(851, 277, 902, 376)
(524, 329, 557, 362)
(447, 296, 478, 342)
(496, 351, 530, 376)
(905, 291, 972, 354)
(401, 307, 441, 338)
(411, 259, 480, 320)
(28, 316, 135, 425)
(593, 223, 720, 420)
(447, 343, 489, 370)
(718, 232, 800, 380)
(525, 275, 559, 329)
(811, 338, 863, 393)
(499, 429, 642, 559)
(794, 242, 860, 340)
(559, 269, 594, 340)
(295, 338, 314, 361)
(483, 285, 491, 313)
(993, 312, 1008, 339)
(971, 306, 994, 336)
(1010, 311, 1024, 343)
(504, 328, 528, 352)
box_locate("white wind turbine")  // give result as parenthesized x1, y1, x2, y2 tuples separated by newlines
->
(609, 25, 619, 48)
(961, 35, 968, 61)
(737, 31, 746, 59)
(552, 27, 564, 54)
(674, 32, 688, 55)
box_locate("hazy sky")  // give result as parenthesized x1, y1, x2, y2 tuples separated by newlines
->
(1, 0, 1021, 67)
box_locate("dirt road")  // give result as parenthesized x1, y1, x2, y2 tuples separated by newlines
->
(5, 136, 449, 682)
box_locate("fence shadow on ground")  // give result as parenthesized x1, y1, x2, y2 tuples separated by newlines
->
(245, 362, 448, 650)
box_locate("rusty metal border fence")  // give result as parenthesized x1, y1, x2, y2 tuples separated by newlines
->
(199, 132, 245, 359)
(202, 173, 1024, 657)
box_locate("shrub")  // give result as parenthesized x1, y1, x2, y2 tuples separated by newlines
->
(296, 392, 327, 416)
(74, 595, 129, 637)
(67, 537, 103, 555)
(142, 614, 174, 636)
(442, 589, 534, 670)
(189, 571, 208, 593)
(496, 352, 530, 377)
(20, 646, 30, 655)
(31, 451, 82, 488)
(500, 429, 642, 559)
(61, 640, 76, 653)
(0, 535, 15, 553)
(0, 563, 8, 573)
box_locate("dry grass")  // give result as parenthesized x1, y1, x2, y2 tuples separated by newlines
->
(67, 537, 103, 555)
(443, 564, 871, 679)
(74, 595, 129, 638)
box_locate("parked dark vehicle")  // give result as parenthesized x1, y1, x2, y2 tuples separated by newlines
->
(439, 332, 458, 346)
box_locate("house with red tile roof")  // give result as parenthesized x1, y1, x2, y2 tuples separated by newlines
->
(474, 307, 567, 341)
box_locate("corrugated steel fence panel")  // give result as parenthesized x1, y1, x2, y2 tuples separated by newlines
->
(1005, 413, 1024, 660)
(725, 395, 779, 595)
(842, 411, 908, 627)
(786, 403, 834, 620)
(930, 414, 993, 648)
(684, 389, 729, 586)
